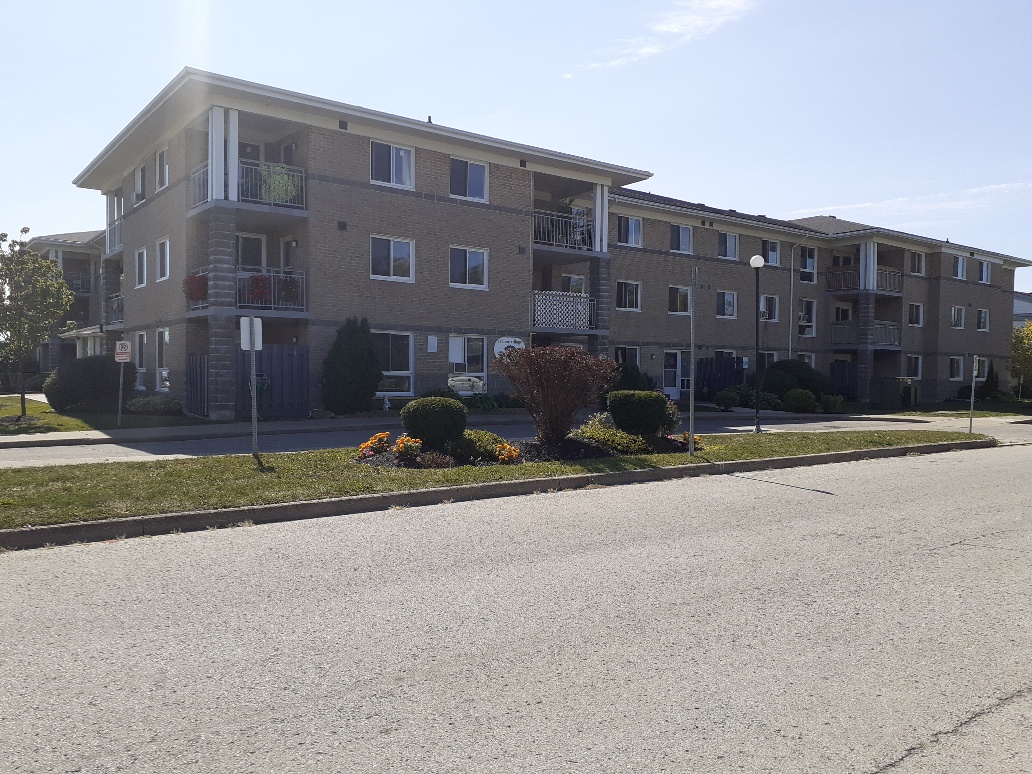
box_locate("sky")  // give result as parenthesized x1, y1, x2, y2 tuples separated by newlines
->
(3, 0, 1031, 289)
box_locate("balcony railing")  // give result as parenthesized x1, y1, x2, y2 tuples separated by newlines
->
(533, 211, 594, 251)
(532, 290, 596, 330)
(106, 219, 122, 253)
(64, 271, 92, 294)
(185, 268, 210, 311)
(831, 320, 901, 347)
(825, 268, 902, 293)
(188, 160, 307, 210)
(237, 269, 306, 311)
(106, 293, 124, 325)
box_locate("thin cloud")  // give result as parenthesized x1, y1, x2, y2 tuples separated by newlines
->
(787, 182, 1032, 219)
(590, 0, 758, 68)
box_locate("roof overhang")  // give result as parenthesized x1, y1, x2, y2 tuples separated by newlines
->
(818, 226, 1032, 268)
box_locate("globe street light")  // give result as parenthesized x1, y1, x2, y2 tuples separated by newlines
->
(749, 254, 765, 433)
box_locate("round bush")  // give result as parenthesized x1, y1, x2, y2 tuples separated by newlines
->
(463, 394, 499, 412)
(819, 394, 845, 414)
(400, 397, 467, 452)
(463, 429, 508, 460)
(755, 368, 798, 399)
(783, 388, 817, 413)
(43, 356, 137, 413)
(607, 390, 669, 435)
(714, 389, 740, 411)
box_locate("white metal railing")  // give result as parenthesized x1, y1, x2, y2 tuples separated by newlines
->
(64, 271, 92, 293)
(106, 218, 122, 253)
(831, 320, 901, 346)
(106, 293, 124, 324)
(876, 268, 902, 292)
(826, 268, 902, 292)
(532, 290, 595, 329)
(237, 268, 306, 311)
(190, 163, 209, 208)
(185, 268, 210, 311)
(239, 160, 306, 208)
(533, 210, 594, 250)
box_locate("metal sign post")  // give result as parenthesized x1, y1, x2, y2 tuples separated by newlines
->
(114, 341, 132, 428)
(241, 317, 263, 467)
(688, 266, 697, 456)
(969, 355, 978, 434)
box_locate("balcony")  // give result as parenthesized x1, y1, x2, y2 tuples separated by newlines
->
(106, 293, 124, 325)
(189, 161, 307, 210)
(532, 290, 596, 331)
(533, 211, 594, 251)
(237, 269, 306, 310)
(831, 320, 901, 348)
(825, 268, 902, 293)
(106, 219, 122, 254)
(64, 271, 92, 294)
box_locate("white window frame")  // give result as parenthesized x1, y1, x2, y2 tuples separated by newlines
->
(614, 346, 639, 367)
(977, 309, 990, 331)
(615, 280, 641, 311)
(671, 224, 693, 254)
(372, 331, 415, 397)
(447, 335, 487, 395)
(905, 354, 922, 380)
(561, 274, 586, 294)
(718, 232, 738, 260)
(759, 351, 777, 369)
(975, 357, 988, 380)
(949, 356, 964, 381)
(155, 328, 170, 392)
(617, 216, 642, 247)
(449, 245, 488, 290)
(951, 306, 965, 329)
(909, 251, 926, 276)
(952, 255, 967, 280)
(716, 290, 737, 319)
(663, 350, 693, 394)
(978, 260, 991, 284)
(796, 352, 815, 368)
(134, 331, 147, 390)
(713, 349, 736, 360)
(156, 238, 170, 282)
(135, 248, 147, 288)
(668, 285, 691, 315)
(449, 157, 488, 202)
(369, 140, 414, 189)
(799, 246, 817, 283)
(908, 302, 924, 327)
(236, 233, 268, 268)
(370, 235, 415, 283)
(760, 294, 779, 322)
(155, 148, 169, 192)
(798, 299, 816, 337)
(762, 239, 779, 267)
(279, 236, 296, 269)
(134, 164, 146, 205)
(835, 304, 852, 322)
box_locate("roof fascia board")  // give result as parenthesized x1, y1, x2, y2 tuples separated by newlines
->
(821, 226, 1030, 265)
(610, 194, 821, 239)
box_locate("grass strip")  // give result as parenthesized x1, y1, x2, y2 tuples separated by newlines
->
(0, 396, 208, 435)
(0, 430, 988, 531)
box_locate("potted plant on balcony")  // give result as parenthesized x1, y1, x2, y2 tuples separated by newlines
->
(260, 164, 301, 205)
(248, 273, 273, 305)
(182, 273, 208, 303)
(279, 274, 301, 307)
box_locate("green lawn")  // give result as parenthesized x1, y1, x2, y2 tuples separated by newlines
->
(0, 396, 208, 435)
(0, 430, 987, 531)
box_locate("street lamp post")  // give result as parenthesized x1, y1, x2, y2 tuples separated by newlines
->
(749, 254, 765, 433)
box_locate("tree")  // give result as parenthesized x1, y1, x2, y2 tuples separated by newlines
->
(495, 346, 617, 445)
(0, 228, 74, 418)
(1012, 322, 1032, 398)
(321, 317, 381, 414)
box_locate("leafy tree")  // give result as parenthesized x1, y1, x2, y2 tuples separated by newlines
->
(0, 228, 74, 417)
(495, 346, 617, 444)
(1012, 322, 1032, 396)
(321, 317, 381, 414)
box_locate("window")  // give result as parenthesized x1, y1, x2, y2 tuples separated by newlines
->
(370, 140, 413, 188)
(449, 158, 487, 200)
(949, 356, 964, 381)
(668, 286, 691, 315)
(155, 328, 170, 392)
(906, 355, 922, 379)
(614, 346, 639, 366)
(978, 260, 991, 284)
(448, 335, 486, 394)
(759, 351, 777, 369)
(952, 256, 966, 280)
(910, 251, 925, 275)
(798, 299, 816, 337)
(135, 248, 146, 287)
(449, 246, 487, 288)
(760, 295, 778, 321)
(616, 281, 641, 310)
(796, 352, 815, 368)
(977, 309, 989, 331)
(832, 254, 853, 267)
(371, 332, 413, 395)
(237, 233, 266, 267)
(617, 216, 642, 247)
(155, 148, 169, 192)
(835, 304, 852, 322)
(908, 303, 923, 327)
(134, 164, 146, 204)
(561, 274, 585, 294)
(134, 331, 147, 389)
(800, 246, 816, 283)
(716, 291, 737, 319)
(718, 232, 738, 260)
(370, 236, 414, 281)
(761, 239, 779, 266)
(670, 224, 692, 253)
(713, 349, 736, 360)
(951, 306, 965, 329)
(975, 357, 988, 380)
(156, 239, 170, 281)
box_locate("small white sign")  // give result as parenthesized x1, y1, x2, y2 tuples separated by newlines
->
(493, 336, 526, 357)
(114, 341, 132, 363)
(241, 317, 263, 351)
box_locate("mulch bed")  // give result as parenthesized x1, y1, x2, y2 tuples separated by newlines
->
(0, 415, 40, 427)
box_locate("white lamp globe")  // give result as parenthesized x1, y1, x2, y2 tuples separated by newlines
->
(749, 255, 765, 269)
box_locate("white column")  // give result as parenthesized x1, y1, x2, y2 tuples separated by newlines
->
(105, 194, 115, 252)
(593, 183, 609, 253)
(209, 107, 225, 200)
(860, 241, 877, 290)
(227, 109, 240, 202)
(55, 249, 63, 272)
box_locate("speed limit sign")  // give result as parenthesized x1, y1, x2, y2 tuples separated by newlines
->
(115, 341, 132, 363)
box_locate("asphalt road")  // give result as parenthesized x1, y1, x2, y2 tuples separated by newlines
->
(2, 446, 1030, 772)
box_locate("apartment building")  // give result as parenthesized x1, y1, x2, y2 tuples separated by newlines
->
(66, 69, 1028, 418)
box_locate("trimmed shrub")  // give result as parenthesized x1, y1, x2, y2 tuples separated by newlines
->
(820, 394, 845, 414)
(783, 388, 817, 413)
(125, 395, 183, 415)
(976, 360, 1001, 401)
(492, 392, 525, 409)
(322, 318, 381, 415)
(607, 390, 669, 435)
(463, 429, 508, 460)
(400, 397, 467, 452)
(571, 414, 649, 455)
(43, 356, 137, 413)
(422, 387, 463, 401)
(463, 394, 499, 412)
(769, 359, 833, 397)
(754, 367, 798, 399)
(612, 362, 657, 392)
(660, 396, 681, 434)
(714, 389, 740, 411)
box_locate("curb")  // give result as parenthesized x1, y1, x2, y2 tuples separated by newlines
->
(0, 438, 995, 551)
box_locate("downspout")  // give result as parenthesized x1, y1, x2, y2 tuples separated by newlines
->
(787, 243, 796, 359)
